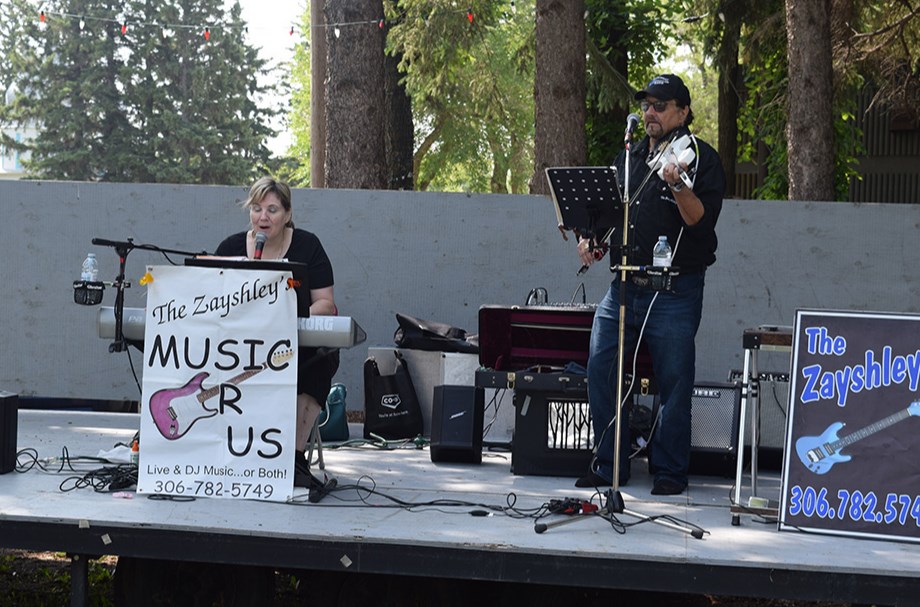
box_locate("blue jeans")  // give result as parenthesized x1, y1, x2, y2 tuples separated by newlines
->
(587, 272, 705, 488)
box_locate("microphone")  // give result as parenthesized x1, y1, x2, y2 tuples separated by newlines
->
(624, 113, 640, 141)
(253, 232, 267, 260)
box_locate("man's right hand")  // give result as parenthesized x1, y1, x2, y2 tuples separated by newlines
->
(578, 237, 606, 267)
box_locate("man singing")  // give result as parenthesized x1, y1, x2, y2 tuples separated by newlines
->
(576, 74, 725, 496)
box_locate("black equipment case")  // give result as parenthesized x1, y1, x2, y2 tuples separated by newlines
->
(477, 369, 592, 476)
(477, 304, 596, 476)
(476, 304, 659, 477)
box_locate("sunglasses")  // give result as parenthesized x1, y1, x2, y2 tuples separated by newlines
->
(640, 100, 672, 113)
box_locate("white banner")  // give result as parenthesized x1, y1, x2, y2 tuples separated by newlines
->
(137, 265, 298, 502)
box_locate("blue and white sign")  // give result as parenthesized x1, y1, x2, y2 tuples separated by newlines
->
(781, 309, 920, 543)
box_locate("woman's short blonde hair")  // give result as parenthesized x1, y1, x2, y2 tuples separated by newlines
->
(244, 176, 295, 228)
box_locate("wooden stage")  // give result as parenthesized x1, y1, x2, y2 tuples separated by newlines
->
(1, 410, 917, 606)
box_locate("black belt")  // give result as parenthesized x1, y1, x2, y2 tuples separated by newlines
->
(628, 266, 706, 289)
(676, 265, 707, 275)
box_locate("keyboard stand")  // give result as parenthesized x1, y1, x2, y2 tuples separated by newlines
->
(731, 325, 793, 525)
(305, 413, 336, 503)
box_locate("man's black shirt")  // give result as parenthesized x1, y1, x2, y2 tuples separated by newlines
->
(607, 126, 725, 270)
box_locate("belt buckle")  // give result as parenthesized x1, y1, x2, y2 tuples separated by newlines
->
(631, 274, 651, 288)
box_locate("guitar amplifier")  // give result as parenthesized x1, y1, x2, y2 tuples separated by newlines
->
(476, 370, 592, 476)
(749, 374, 789, 450)
(0, 392, 18, 474)
(477, 304, 654, 477)
(634, 381, 741, 477)
(688, 382, 741, 476)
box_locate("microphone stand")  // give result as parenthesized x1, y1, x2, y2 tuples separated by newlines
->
(92, 238, 208, 353)
(536, 128, 705, 540)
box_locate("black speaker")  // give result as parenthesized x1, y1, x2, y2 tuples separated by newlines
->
(430, 385, 484, 464)
(0, 391, 18, 474)
(688, 382, 741, 476)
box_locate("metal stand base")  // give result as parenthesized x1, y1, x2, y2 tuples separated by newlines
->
(534, 489, 705, 538)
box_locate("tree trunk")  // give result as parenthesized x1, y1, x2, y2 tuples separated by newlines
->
(489, 133, 509, 194)
(530, 0, 586, 195)
(384, 47, 414, 190)
(715, 0, 746, 199)
(310, 0, 327, 188)
(785, 0, 835, 201)
(324, 0, 387, 189)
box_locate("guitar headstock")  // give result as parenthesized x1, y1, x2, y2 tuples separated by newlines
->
(908, 400, 920, 417)
(271, 348, 294, 366)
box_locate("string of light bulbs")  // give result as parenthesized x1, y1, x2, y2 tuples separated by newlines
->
(11, 1, 513, 42)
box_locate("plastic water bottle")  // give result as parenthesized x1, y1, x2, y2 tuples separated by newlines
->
(652, 236, 672, 268)
(81, 253, 99, 281)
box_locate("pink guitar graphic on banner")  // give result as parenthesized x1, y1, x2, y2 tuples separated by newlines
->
(149, 349, 294, 440)
(796, 399, 920, 474)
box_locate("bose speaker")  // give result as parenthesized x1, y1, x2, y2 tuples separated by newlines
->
(0, 392, 18, 474)
(430, 385, 484, 464)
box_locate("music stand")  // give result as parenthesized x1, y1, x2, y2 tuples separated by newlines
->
(539, 153, 705, 540)
(546, 166, 622, 240)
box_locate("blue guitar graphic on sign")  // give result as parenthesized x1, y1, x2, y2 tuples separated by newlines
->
(796, 400, 920, 474)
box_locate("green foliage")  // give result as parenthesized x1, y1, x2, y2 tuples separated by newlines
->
(680, 0, 897, 202)
(0, 0, 277, 184)
(282, 1, 714, 193)
(0, 553, 114, 607)
(280, 7, 312, 187)
(732, 5, 867, 202)
(737, 28, 788, 200)
(833, 103, 865, 201)
(584, 0, 680, 166)
(843, 2, 920, 111)
(387, 0, 534, 193)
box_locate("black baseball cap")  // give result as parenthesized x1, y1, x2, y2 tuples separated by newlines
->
(634, 74, 691, 106)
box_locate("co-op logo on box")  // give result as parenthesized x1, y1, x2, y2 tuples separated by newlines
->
(380, 394, 402, 409)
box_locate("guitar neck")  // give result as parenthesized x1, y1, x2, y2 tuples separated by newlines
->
(197, 364, 266, 403)
(832, 408, 912, 451)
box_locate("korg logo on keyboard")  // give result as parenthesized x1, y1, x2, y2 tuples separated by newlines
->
(302, 316, 335, 331)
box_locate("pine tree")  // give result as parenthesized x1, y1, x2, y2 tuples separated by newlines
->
(1, 0, 277, 184)
(119, 0, 278, 184)
(3, 0, 133, 180)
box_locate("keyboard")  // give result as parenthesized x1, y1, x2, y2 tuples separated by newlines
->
(95, 306, 367, 349)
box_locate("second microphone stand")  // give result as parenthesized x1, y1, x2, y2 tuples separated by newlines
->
(92, 237, 208, 353)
